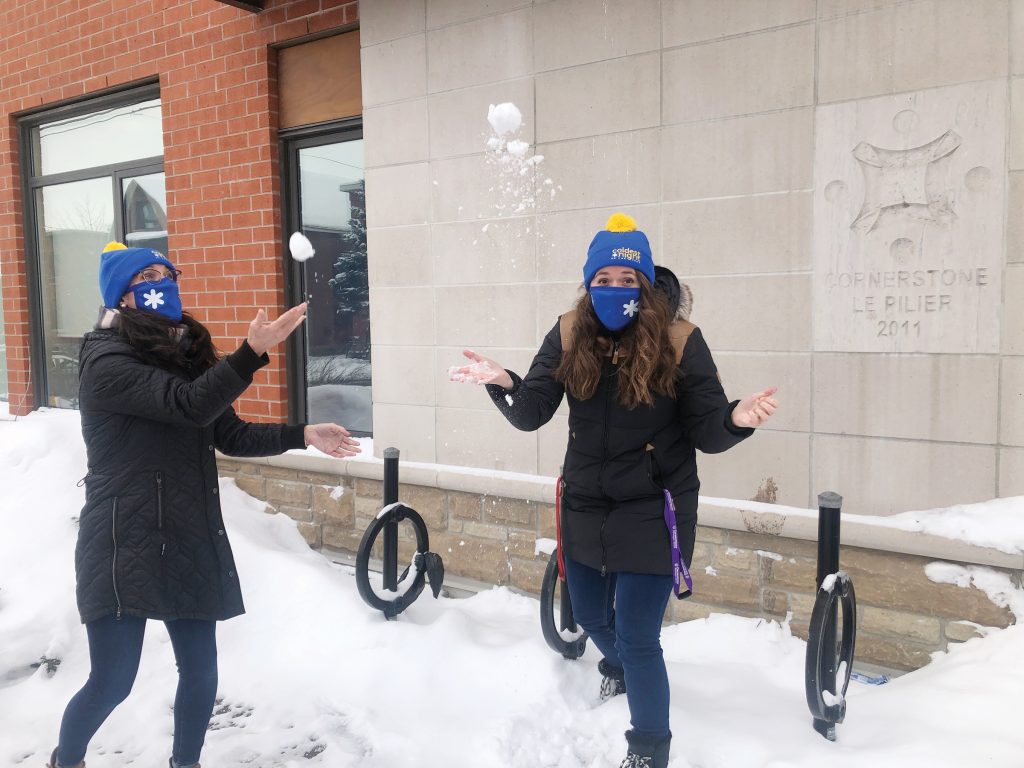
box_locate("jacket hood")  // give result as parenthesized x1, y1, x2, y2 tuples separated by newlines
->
(654, 265, 693, 322)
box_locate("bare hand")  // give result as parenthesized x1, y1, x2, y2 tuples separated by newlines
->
(247, 303, 307, 356)
(304, 423, 361, 458)
(448, 349, 513, 389)
(732, 387, 779, 429)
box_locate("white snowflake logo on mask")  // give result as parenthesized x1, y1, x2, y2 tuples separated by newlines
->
(142, 289, 165, 310)
(622, 299, 639, 317)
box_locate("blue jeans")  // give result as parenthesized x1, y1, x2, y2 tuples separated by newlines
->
(56, 615, 218, 767)
(564, 558, 673, 741)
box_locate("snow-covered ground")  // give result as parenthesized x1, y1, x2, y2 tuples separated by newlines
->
(1, 410, 1022, 767)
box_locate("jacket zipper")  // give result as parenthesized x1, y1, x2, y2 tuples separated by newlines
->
(599, 510, 610, 576)
(599, 341, 619, 576)
(111, 497, 122, 619)
(157, 471, 165, 556)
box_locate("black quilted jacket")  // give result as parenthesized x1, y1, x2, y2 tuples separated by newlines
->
(487, 320, 752, 577)
(75, 329, 306, 624)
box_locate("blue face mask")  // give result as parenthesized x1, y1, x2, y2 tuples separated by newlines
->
(590, 286, 641, 332)
(130, 278, 182, 323)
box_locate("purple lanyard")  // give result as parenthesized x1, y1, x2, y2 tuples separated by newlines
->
(663, 489, 693, 599)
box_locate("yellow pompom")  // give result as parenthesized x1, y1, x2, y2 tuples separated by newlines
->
(102, 241, 128, 252)
(605, 213, 637, 233)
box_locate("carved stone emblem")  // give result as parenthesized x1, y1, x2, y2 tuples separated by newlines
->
(850, 130, 961, 234)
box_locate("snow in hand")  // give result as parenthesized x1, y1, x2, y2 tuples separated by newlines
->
(2, 410, 1024, 767)
(289, 232, 315, 262)
(447, 361, 495, 384)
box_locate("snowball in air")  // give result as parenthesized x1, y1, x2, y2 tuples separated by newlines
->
(289, 232, 315, 262)
(488, 103, 522, 137)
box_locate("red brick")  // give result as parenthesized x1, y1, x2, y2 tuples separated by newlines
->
(0, 0, 340, 415)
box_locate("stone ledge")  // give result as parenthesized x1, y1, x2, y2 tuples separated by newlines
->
(221, 449, 557, 502)
(698, 500, 1024, 571)
(220, 452, 1021, 570)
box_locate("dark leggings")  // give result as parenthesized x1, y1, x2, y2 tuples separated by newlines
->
(56, 615, 217, 767)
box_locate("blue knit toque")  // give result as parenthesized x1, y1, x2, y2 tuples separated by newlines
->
(98, 242, 176, 309)
(583, 213, 654, 290)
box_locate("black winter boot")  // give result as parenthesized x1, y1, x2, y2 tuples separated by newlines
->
(169, 759, 201, 768)
(46, 747, 85, 768)
(598, 658, 626, 701)
(618, 729, 670, 768)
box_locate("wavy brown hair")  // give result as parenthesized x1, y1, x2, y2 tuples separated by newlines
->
(117, 307, 222, 375)
(555, 275, 678, 408)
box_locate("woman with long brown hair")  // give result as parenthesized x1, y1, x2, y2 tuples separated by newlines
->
(450, 214, 777, 768)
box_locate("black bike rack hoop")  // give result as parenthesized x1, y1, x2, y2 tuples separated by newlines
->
(355, 501, 430, 619)
(538, 474, 588, 659)
(539, 549, 588, 659)
(804, 490, 858, 742)
(354, 447, 444, 620)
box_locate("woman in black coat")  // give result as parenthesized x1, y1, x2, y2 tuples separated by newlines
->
(450, 215, 777, 768)
(49, 242, 360, 768)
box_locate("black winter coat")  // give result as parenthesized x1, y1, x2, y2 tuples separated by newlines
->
(75, 329, 306, 624)
(487, 319, 752, 577)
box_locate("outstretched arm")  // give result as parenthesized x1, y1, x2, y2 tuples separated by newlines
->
(449, 321, 566, 432)
(677, 328, 777, 453)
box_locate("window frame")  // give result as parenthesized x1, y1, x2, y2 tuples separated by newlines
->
(18, 84, 163, 407)
(279, 117, 366, 431)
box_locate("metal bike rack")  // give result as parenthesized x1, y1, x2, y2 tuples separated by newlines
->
(355, 447, 445, 619)
(538, 475, 588, 659)
(539, 548, 589, 659)
(805, 491, 858, 741)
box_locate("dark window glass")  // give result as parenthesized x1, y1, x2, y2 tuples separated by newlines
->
(122, 173, 168, 255)
(35, 179, 115, 406)
(297, 139, 370, 433)
(0, 260, 6, 403)
(23, 92, 164, 408)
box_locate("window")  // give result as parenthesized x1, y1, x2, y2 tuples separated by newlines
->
(20, 90, 165, 407)
(282, 124, 370, 434)
(0, 258, 6, 403)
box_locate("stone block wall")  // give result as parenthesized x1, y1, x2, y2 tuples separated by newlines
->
(357, 0, 1024, 516)
(219, 457, 1019, 672)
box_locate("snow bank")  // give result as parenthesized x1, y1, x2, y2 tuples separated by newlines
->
(1, 410, 1023, 767)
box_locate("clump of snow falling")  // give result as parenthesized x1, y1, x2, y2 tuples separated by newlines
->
(484, 102, 557, 217)
(487, 103, 522, 137)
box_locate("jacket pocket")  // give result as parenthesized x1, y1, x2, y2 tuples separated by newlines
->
(644, 443, 664, 491)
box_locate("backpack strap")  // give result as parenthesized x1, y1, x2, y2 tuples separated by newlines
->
(669, 320, 696, 364)
(558, 310, 577, 353)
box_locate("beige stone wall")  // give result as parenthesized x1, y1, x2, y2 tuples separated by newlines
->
(220, 458, 1019, 671)
(356, 0, 1024, 516)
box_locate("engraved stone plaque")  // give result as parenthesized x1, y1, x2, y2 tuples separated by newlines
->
(814, 81, 1005, 353)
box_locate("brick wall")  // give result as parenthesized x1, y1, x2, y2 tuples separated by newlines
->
(218, 458, 1019, 672)
(0, 0, 358, 418)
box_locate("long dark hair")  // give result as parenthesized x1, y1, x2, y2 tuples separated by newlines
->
(554, 275, 678, 409)
(117, 308, 221, 375)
